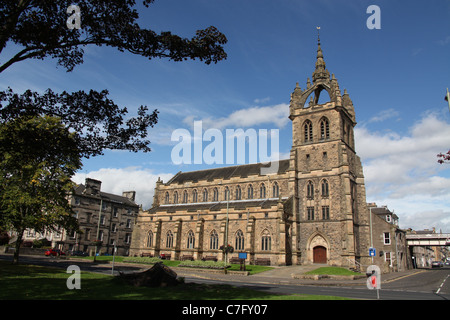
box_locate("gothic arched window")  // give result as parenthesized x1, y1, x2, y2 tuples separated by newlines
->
(307, 181, 314, 199)
(224, 186, 230, 201)
(235, 230, 245, 251)
(320, 118, 330, 140)
(173, 191, 178, 204)
(247, 184, 253, 199)
(146, 230, 153, 247)
(272, 182, 279, 198)
(192, 189, 198, 203)
(235, 185, 242, 200)
(182, 190, 188, 203)
(203, 188, 208, 202)
(321, 179, 329, 197)
(164, 192, 169, 204)
(187, 230, 195, 249)
(304, 120, 313, 142)
(210, 230, 219, 250)
(166, 230, 173, 248)
(260, 183, 266, 199)
(261, 229, 271, 251)
(213, 187, 219, 201)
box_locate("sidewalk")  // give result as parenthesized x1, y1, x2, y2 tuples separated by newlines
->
(173, 264, 425, 287)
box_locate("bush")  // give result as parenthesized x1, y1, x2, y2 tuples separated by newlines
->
(178, 260, 230, 269)
(123, 256, 163, 264)
(33, 238, 51, 248)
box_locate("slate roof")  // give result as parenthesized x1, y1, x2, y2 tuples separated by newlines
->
(166, 159, 290, 185)
(148, 198, 286, 214)
(73, 184, 138, 207)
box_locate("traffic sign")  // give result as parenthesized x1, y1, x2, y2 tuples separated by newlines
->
(369, 247, 376, 257)
(366, 265, 381, 299)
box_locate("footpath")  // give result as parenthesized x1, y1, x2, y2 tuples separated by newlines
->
(172, 264, 425, 287)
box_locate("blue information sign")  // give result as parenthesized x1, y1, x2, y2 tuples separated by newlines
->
(369, 247, 376, 257)
(238, 252, 247, 259)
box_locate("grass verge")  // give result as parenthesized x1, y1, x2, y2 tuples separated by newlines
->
(0, 261, 351, 300)
(304, 266, 362, 276)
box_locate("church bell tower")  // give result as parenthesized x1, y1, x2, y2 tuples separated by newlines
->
(288, 30, 371, 267)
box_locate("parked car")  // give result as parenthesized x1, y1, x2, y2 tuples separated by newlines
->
(45, 249, 65, 256)
(431, 261, 443, 268)
(69, 250, 88, 256)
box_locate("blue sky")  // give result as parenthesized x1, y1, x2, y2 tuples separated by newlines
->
(2, 0, 450, 232)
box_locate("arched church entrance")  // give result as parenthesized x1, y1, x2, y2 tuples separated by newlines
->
(307, 233, 329, 264)
(313, 246, 327, 264)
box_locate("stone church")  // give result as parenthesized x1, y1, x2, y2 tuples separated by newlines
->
(130, 36, 372, 267)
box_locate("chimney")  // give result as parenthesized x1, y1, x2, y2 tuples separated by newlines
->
(122, 191, 136, 202)
(85, 178, 102, 196)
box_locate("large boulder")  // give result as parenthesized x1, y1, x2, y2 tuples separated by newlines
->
(119, 262, 179, 287)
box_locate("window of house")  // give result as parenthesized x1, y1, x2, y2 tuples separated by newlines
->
(213, 187, 219, 201)
(192, 189, 198, 203)
(384, 232, 391, 245)
(173, 191, 178, 204)
(203, 189, 208, 202)
(385, 251, 392, 266)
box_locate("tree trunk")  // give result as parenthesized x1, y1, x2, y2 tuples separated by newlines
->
(13, 229, 24, 264)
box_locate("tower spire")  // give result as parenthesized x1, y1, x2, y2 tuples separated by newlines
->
(312, 26, 329, 83)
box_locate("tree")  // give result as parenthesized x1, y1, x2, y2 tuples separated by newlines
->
(0, 88, 159, 158)
(0, 1, 228, 261)
(437, 151, 450, 164)
(0, 0, 227, 73)
(0, 0, 228, 157)
(0, 115, 83, 263)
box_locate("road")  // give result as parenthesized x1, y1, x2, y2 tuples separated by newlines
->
(183, 274, 450, 300)
(1, 254, 449, 300)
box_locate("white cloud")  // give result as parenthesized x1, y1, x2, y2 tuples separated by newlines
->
(356, 111, 450, 232)
(183, 103, 290, 130)
(73, 167, 174, 210)
(367, 108, 400, 123)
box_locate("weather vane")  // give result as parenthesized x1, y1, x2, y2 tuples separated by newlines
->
(317, 26, 321, 44)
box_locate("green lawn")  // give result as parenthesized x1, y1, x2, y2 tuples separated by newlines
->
(0, 261, 351, 300)
(304, 266, 362, 276)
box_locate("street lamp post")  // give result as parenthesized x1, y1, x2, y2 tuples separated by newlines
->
(93, 198, 103, 263)
(446, 88, 450, 112)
